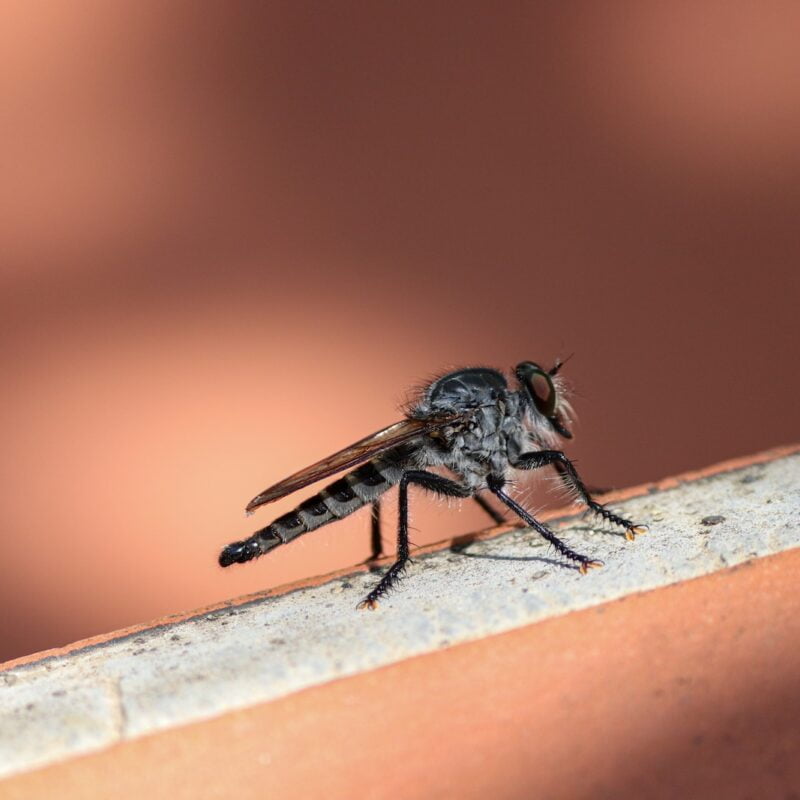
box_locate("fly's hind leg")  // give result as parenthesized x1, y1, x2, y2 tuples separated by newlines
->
(359, 471, 472, 610)
(363, 499, 383, 569)
(487, 475, 603, 574)
(473, 493, 506, 525)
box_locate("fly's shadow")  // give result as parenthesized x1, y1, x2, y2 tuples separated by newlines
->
(447, 513, 634, 573)
(448, 532, 580, 572)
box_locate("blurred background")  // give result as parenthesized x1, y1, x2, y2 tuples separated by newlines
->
(1, 1, 798, 662)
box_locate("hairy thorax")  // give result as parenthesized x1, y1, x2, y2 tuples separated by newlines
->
(409, 367, 529, 489)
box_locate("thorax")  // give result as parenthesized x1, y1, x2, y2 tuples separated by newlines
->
(410, 368, 528, 484)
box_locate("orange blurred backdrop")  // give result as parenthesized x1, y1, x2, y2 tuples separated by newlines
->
(1, 1, 798, 662)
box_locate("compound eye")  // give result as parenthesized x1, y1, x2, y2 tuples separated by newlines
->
(515, 360, 562, 419)
(530, 370, 556, 417)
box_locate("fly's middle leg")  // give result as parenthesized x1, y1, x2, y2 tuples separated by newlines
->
(359, 471, 472, 609)
(487, 474, 603, 574)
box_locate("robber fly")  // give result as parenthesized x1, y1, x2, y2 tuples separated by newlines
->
(219, 360, 647, 608)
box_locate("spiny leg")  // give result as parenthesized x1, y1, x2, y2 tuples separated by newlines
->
(513, 450, 648, 541)
(487, 474, 602, 574)
(473, 493, 506, 525)
(552, 459, 612, 497)
(367, 499, 383, 565)
(359, 471, 472, 609)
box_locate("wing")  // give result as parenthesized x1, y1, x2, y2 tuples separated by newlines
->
(245, 414, 461, 513)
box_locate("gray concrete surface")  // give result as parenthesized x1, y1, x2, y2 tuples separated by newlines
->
(1, 450, 798, 779)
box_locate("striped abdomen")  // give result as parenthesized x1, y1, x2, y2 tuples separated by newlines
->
(219, 452, 407, 567)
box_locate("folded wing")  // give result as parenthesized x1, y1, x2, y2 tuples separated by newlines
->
(245, 414, 461, 513)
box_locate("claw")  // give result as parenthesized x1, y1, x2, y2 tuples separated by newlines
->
(357, 598, 379, 611)
(625, 524, 649, 542)
(579, 559, 604, 575)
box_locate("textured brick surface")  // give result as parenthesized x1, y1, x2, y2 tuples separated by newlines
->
(0, 446, 798, 786)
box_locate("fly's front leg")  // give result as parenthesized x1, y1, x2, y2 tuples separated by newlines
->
(487, 475, 603, 574)
(359, 471, 472, 610)
(551, 460, 612, 497)
(512, 451, 648, 541)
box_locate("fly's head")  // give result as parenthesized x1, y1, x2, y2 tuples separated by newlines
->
(515, 359, 574, 441)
